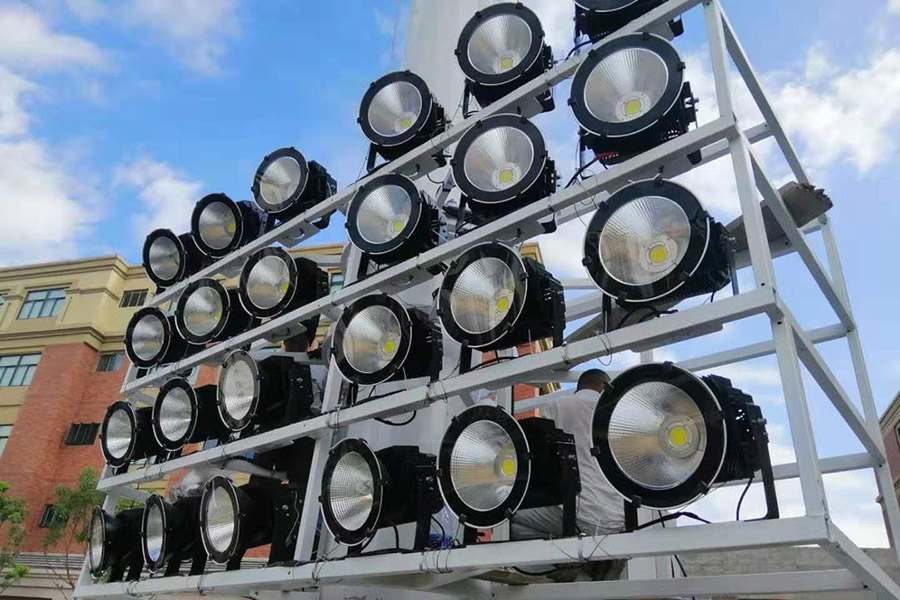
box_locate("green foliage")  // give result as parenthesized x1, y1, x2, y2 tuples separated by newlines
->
(43, 468, 103, 550)
(1, 480, 29, 593)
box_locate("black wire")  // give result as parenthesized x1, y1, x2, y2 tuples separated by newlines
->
(564, 39, 592, 60)
(426, 172, 443, 185)
(430, 515, 445, 541)
(736, 472, 754, 520)
(513, 565, 560, 576)
(633, 511, 710, 531)
(375, 411, 417, 426)
(472, 355, 516, 370)
(565, 154, 603, 188)
(391, 523, 400, 550)
(661, 520, 696, 600)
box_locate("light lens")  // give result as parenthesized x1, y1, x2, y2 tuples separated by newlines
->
(246, 255, 290, 310)
(328, 451, 376, 532)
(462, 126, 533, 193)
(467, 13, 532, 75)
(367, 81, 422, 138)
(204, 485, 237, 555)
(105, 408, 133, 460)
(598, 195, 691, 286)
(183, 286, 224, 337)
(144, 503, 165, 563)
(342, 305, 402, 374)
(220, 358, 256, 422)
(148, 236, 181, 281)
(89, 511, 104, 573)
(198, 202, 237, 250)
(158, 387, 193, 443)
(450, 257, 516, 335)
(131, 312, 165, 361)
(608, 381, 707, 490)
(450, 420, 518, 511)
(584, 47, 669, 124)
(355, 184, 412, 244)
(260, 156, 302, 210)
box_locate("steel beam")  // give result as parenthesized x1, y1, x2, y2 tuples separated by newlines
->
(822, 522, 900, 599)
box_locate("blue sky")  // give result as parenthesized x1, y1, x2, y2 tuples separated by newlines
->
(2, 0, 900, 547)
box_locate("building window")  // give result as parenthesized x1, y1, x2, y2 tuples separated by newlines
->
(0, 354, 40, 387)
(97, 352, 124, 372)
(38, 504, 63, 528)
(0, 425, 11, 458)
(65, 423, 100, 446)
(329, 272, 344, 294)
(18, 288, 66, 320)
(0, 295, 4, 307)
(120, 289, 148, 308)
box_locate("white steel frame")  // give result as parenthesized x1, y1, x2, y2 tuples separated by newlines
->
(75, 1, 900, 598)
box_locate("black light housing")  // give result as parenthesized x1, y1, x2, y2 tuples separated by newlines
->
(358, 71, 446, 168)
(574, 0, 682, 42)
(346, 173, 442, 268)
(569, 33, 697, 165)
(142, 229, 209, 290)
(332, 294, 442, 387)
(251, 147, 337, 223)
(175, 278, 258, 346)
(141, 494, 206, 575)
(320, 439, 441, 548)
(88, 506, 144, 581)
(582, 179, 731, 306)
(456, 2, 554, 116)
(438, 242, 565, 352)
(451, 114, 557, 221)
(191, 193, 266, 258)
(152, 379, 230, 452)
(437, 405, 580, 534)
(101, 401, 166, 469)
(592, 363, 777, 514)
(217, 350, 316, 434)
(125, 307, 189, 368)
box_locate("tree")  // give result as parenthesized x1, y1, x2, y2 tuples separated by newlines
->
(41, 468, 103, 595)
(0, 481, 28, 594)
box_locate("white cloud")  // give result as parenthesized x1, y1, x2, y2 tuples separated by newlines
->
(125, 0, 239, 76)
(0, 3, 107, 71)
(890, 0, 900, 14)
(0, 67, 38, 137)
(521, 0, 574, 60)
(115, 158, 203, 235)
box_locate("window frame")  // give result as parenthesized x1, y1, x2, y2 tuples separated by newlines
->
(0, 424, 11, 458)
(96, 352, 124, 373)
(38, 504, 63, 528)
(329, 272, 345, 294)
(0, 354, 41, 387)
(119, 289, 148, 308)
(65, 422, 100, 446)
(18, 288, 67, 320)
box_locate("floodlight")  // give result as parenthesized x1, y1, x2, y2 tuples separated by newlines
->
(238, 247, 328, 324)
(332, 294, 442, 387)
(320, 439, 440, 548)
(101, 400, 165, 468)
(592, 363, 777, 513)
(252, 147, 337, 222)
(568, 33, 697, 164)
(437, 405, 580, 532)
(142, 494, 206, 575)
(88, 506, 144, 581)
(456, 3, 554, 116)
(142, 229, 208, 289)
(174, 278, 257, 346)
(451, 114, 557, 220)
(152, 379, 230, 452)
(346, 173, 442, 267)
(191, 193, 266, 258)
(582, 179, 730, 305)
(574, 0, 682, 42)
(358, 71, 446, 166)
(438, 242, 564, 351)
(125, 307, 189, 368)
(217, 350, 316, 433)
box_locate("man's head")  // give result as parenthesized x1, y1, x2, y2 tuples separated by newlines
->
(577, 369, 611, 393)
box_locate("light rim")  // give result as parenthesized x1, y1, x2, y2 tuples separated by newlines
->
(238, 246, 298, 319)
(88, 507, 108, 577)
(583, 179, 710, 304)
(358, 71, 435, 148)
(101, 400, 138, 468)
(191, 193, 244, 257)
(569, 33, 683, 139)
(333, 294, 414, 386)
(591, 362, 727, 510)
(174, 278, 231, 345)
(438, 242, 528, 349)
(199, 475, 242, 564)
(251, 147, 310, 215)
(125, 306, 173, 368)
(346, 173, 425, 257)
(320, 438, 384, 547)
(142, 229, 187, 288)
(456, 3, 545, 87)
(437, 404, 531, 529)
(152, 378, 198, 451)
(451, 113, 547, 205)
(141, 494, 168, 572)
(217, 350, 261, 432)
(574, 0, 640, 12)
